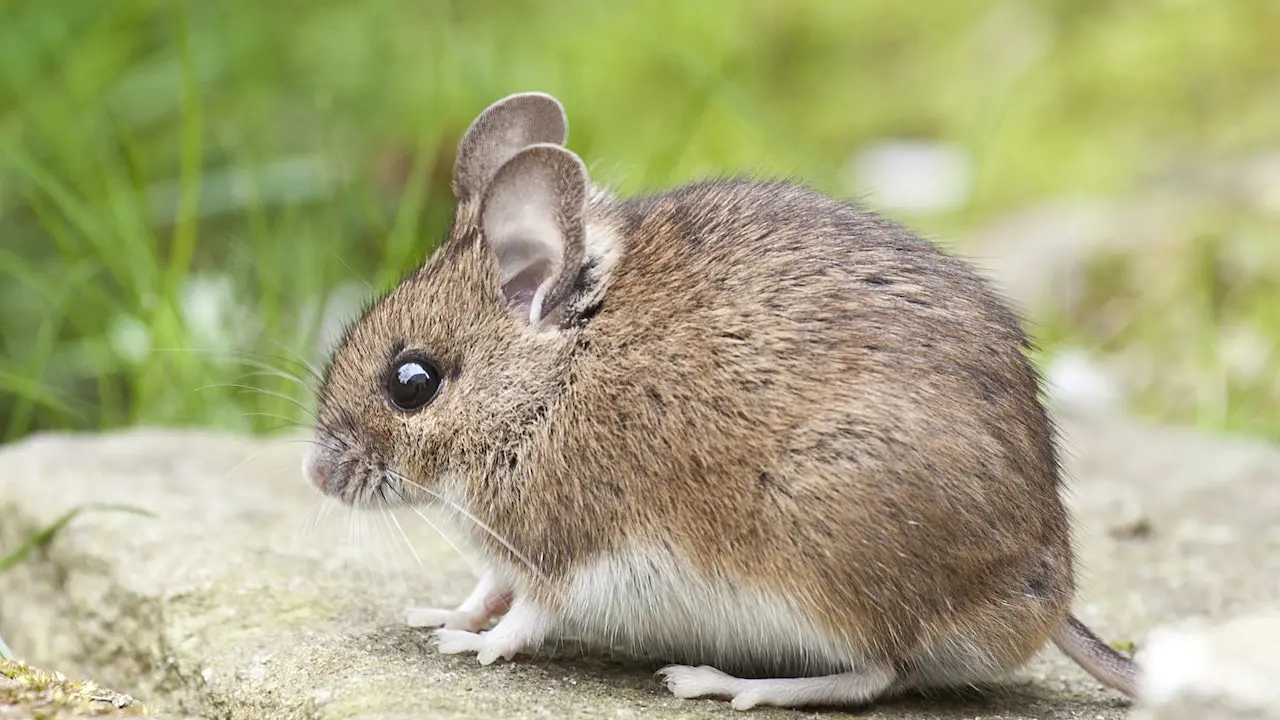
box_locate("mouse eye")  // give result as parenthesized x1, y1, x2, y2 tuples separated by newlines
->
(385, 354, 443, 412)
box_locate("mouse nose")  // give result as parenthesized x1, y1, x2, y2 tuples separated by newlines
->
(302, 450, 326, 490)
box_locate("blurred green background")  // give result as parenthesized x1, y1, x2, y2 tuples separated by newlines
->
(1, 0, 1278, 444)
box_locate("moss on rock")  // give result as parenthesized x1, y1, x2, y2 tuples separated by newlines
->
(1, 658, 147, 718)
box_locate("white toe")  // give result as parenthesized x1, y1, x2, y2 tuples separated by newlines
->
(430, 628, 485, 655)
(730, 690, 762, 711)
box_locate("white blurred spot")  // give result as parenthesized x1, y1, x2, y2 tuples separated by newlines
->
(180, 274, 243, 361)
(1219, 323, 1273, 383)
(1045, 349, 1123, 415)
(108, 314, 152, 366)
(1140, 627, 1212, 705)
(1137, 614, 1280, 716)
(847, 141, 972, 213)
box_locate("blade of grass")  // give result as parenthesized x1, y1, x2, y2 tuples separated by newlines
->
(0, 502, 153, 660)
(0, 137, 102, 255)
(1, 261, 102, 438)
(0, 503, 155, 576)
(101, 112, 160, 303)
(136, 3, 204, 422)
(0, 367, 77, 419)
(162, 1, 204, 294)
(4, 310, 71, 438)
(0, 247, 115, 436)
(380, 136, 438, 280)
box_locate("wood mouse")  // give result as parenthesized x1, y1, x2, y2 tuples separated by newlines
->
(302, 91, 1139, 710)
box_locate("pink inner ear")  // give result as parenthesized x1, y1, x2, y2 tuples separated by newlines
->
(500, 260, 550, 319)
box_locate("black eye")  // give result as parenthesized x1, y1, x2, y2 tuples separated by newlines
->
(385, 355, 442, 412)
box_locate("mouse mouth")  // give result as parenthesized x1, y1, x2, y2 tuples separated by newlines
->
(302, 433, 413, 509)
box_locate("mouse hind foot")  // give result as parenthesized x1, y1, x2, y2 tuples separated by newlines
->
(656, 663, 897, 711)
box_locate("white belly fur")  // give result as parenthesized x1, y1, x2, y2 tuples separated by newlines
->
(558, 542, 866, 677)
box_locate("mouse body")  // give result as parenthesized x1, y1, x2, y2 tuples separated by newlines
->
(304, 92, 1138, 710)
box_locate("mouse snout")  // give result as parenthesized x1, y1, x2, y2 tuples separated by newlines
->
(301, 447, 327, 491)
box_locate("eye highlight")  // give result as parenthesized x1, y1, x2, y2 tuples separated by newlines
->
(384, 353, 443, 412)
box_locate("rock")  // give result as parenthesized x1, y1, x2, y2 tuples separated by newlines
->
(1, 412, 1278, 719)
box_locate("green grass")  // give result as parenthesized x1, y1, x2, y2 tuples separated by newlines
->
(1, 0, 1278, 443)
(1035, 208, 1280, 438)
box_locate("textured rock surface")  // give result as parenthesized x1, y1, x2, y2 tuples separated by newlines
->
(1, 410, 1278, 719)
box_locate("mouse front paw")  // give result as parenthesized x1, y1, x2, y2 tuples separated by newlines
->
(430, 597, 550, 666)
(429, 628, 522, 666)
(428, 598, 552, 667)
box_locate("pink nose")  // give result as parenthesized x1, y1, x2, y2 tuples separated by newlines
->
(302, 452, 326, 490)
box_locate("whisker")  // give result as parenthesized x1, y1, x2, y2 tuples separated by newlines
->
(234, 368, 311, 391)
(344, 507, 361, 594)
(385, 502, 426, 569)
(388, 470, 547, 583)
(283, 437, 347, 459)
(295, 494, 324, 549)
(336, 254, 375, 294)
(353, 509, 379, 600)
(223, 347, 323, 386)
(300, 495, 334, 582)
(382, 412, 467, 573)
(389, 484, 480, 576)
(368, 500, 392, 590)
(288, 423, 350, 457)
(364, 511, 388, 601)
(218, 444, 284, 484)
(153, 347, 318, 388)
(194, 382, 317, 421)
(242, 411, 306, 426)
(374, 500, 414, 595)
(318, 496, 337, 527)
(263, 338, 326, 385)
(308, 420, 345, 446)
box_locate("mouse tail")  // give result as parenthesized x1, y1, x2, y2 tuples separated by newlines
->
(1052, 614, 1139, 698)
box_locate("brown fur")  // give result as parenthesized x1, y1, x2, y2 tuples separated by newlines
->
(308, 92, 1135, 697)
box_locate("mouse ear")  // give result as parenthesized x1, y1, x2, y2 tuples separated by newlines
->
(480, 142, 588, 327)
(453, 92, 568, 202)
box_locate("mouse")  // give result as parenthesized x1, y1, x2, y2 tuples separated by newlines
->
(302, 91, 1139, 711)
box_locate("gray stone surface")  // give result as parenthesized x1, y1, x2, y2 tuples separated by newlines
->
(1, 410, 1277, 719)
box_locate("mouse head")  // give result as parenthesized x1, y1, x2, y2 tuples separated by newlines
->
(303, 92, 616, 508)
